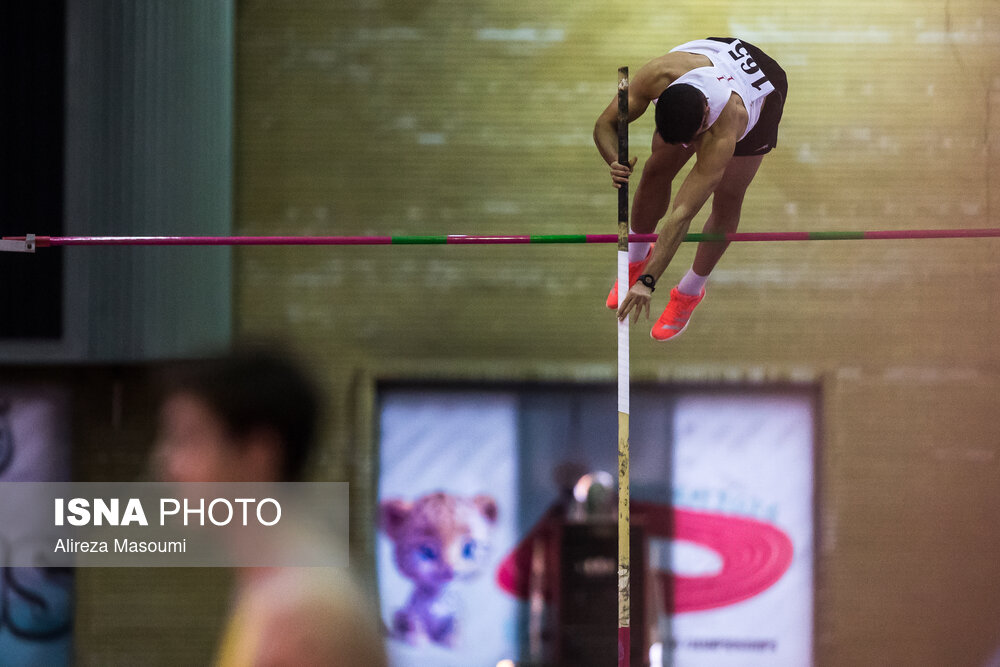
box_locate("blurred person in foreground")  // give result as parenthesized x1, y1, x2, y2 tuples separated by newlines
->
(154, 347, 388, 667)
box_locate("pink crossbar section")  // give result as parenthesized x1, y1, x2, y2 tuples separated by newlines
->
(37, 236, 397, 246)
(863, 228, 1000, 239)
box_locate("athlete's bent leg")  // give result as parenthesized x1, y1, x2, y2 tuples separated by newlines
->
(606, 133, 693, 308)
(631, 133, 695, 234)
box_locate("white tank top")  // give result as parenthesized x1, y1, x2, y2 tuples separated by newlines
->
(665, 38, 776, 141)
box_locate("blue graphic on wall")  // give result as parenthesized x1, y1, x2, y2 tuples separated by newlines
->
(0, 392, 73, 666)
(1, 568, 74, 640)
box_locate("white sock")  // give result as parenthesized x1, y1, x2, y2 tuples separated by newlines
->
(628, 239, 651, 263)
(677, 268, 708, 296)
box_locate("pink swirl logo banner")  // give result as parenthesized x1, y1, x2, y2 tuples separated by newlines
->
(639, 504, 794, 612)
(496, 502, 794, 613)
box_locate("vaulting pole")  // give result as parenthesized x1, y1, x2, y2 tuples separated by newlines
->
(616, 65, 631, 667)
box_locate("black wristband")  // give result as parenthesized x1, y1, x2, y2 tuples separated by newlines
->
(637, 274, 656, 291)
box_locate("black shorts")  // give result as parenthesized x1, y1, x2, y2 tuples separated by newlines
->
(707, 37, 788, 156)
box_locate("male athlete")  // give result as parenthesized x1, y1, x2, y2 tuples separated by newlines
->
(594, 37, 787, 340)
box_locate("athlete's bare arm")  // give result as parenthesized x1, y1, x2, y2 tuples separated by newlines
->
(644, 133, 736, 273)
(593, 55, 681, 188)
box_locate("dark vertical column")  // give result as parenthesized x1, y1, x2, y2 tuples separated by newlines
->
(0, 1, 65, 340)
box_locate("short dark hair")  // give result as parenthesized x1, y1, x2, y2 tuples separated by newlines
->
(654, 84, 706, 144)
(162, 346, 321, 481)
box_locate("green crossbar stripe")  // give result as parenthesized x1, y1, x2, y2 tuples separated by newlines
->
(531, 235, 588, 243)
(809, 231, 866, 240)
(392, 235, 449, 244)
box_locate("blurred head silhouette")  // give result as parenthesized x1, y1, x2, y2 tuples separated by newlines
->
(154, 346, 320, 483)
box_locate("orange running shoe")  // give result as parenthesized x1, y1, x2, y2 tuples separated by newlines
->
(605, 247, 653, 309)
(650, 287, 705, 341)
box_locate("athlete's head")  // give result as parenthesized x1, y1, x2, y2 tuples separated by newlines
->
(155, 346, 321, 483)
(655, 84, 708, 144)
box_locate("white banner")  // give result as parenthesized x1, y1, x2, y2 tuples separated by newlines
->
(662, 394, 814, 666)
(377, 391, 520, 667)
